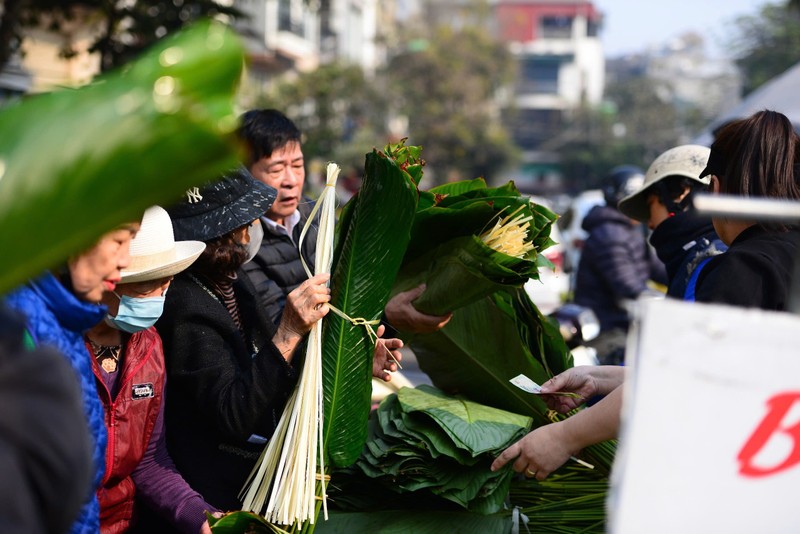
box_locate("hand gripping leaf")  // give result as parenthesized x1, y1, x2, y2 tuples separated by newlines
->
(322, 141, 420, 467)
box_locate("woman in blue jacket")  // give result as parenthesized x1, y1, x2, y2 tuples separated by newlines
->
(5, 222, 139, 534)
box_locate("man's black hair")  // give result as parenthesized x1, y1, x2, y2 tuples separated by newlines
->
(238, 109, 302, 165)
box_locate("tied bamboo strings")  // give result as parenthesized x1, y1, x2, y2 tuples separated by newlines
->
(240, 162, 340, 526)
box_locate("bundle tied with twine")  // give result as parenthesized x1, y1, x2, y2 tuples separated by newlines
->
(239, 162, 340, 527)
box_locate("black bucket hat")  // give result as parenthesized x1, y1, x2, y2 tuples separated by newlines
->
(167, 166, 277, 242)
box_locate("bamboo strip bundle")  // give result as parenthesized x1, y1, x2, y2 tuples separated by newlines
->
(480, 205, 535, 259)
(239, 162, 340, 527)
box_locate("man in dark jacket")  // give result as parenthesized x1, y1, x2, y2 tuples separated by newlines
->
(239, 109, 452, 333)
(573, 166, 667, 364)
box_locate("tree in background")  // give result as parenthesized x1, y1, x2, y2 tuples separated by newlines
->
(386, 24, 518, 185)
(267, 62, 389, 183)
(729, 0, 800, 96)
(0, 0, 241, 73)
(556, 77, 682, 191)
(258, 10, 518, 188)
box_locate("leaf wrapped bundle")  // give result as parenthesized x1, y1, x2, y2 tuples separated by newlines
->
(410, 287, 615, 472)
(0, 20, 244, 294)
(394, 179, 558, 316)
(335, 385, 531, 515)
(322, 140, 420, 468)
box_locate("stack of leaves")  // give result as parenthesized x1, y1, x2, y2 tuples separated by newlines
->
(332, 385, 532, 516)
(392, 179, 558, 316)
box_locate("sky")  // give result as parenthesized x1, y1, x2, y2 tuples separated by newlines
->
(596, 0, 770, 58)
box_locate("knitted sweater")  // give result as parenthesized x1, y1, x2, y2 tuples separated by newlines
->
(155, 270, 298, 512)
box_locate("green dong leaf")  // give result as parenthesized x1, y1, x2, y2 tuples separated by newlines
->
(322, 142, 420, 467)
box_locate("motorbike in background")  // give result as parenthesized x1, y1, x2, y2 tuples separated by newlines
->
(549, 303, 600, 367)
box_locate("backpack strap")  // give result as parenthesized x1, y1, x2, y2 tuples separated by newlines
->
(684, 256, 714, 302)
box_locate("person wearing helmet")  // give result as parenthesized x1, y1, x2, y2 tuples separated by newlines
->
(618, 145, 727, 300)
(573, 165, 667, 365)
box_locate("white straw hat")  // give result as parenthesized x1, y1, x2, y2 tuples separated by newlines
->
(618, 145, 711, 222)
(120, 205, 206, 284)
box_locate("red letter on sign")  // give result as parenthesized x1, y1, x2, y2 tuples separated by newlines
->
(738, 392, 800, 478)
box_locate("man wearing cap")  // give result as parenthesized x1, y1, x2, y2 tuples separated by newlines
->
(238, 109, 452, 334)
(617, 145, 727, 300)
(84, 206, 216, 534)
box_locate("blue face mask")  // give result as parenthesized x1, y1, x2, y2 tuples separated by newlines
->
(105, 292, 166, 333)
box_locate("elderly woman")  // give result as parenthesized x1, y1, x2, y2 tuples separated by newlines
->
(5, 222, 139, 534)
(85, 206, 218, 534)
(151, 168, 401, 518)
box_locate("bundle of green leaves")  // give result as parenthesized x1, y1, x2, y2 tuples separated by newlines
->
(409, 286, 615, 473)
(331, 385, 531, 515)
(392, 179, 559, 316)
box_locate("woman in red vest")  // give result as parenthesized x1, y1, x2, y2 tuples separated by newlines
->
(85, 206, 214, 533)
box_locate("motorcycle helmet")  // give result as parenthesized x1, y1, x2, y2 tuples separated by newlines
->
(602, 165, 645, 208)
(618, 145, 711, 222)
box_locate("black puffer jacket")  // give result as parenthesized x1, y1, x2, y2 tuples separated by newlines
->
(243, 200, 318, 326)
(574, 205, 667, 331)
(649, 211, 727, 299)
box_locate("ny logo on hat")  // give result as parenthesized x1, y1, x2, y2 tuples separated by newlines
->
(186, 187, 203, 204)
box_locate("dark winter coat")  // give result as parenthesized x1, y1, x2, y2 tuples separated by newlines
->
(648, 211, 727, 299)
(574, 205, 667, 332)
(695, 225, 800, 310)
(0, 303, 94, 534)
(4, 273, 108, 534)
(155, 270, 298, 511)
(242, 200, 318, 325)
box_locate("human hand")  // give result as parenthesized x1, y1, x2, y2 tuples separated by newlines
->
(279, 273, 331, 338)
(490, 423, 573, 481)
(372, 324, 403, 382)
(384, 284, 452, 334)
(540, 365, 624, 413)
(200, 511, 223, 534)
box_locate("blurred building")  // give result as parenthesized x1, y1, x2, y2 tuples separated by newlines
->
(607, 31, 742, 141)
(0, 55, 32, 105)
(493, 0, 605, 193)
(10, 9, 101, 93)
(235, 0, 385, 105)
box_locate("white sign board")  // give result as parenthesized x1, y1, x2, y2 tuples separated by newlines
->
(610, 298, 800, 533)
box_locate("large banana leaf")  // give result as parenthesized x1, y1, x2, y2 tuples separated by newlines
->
(391, 181, 558, 316)
(0, 20, 244, 294)
(410, 288, 616, 473)
(322, 141, 420, 467)
(405, 180, 554, 264)
(397, 234, 537, 315)
(409, 289, 563, 427)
